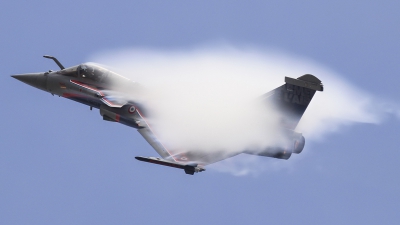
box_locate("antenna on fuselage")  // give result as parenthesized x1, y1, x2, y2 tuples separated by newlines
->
(43, 55, 65, 70)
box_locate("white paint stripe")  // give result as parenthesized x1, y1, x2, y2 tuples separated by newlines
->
(70, 80, 104, 97)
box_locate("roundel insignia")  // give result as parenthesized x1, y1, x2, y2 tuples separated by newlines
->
(180, 157, 187, 161)
(128, 105, 136, 114)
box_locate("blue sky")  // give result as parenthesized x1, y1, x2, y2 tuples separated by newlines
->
(1, 1, 399, 224)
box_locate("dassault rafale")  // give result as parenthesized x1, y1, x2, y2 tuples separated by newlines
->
(12, 55, 323, 175)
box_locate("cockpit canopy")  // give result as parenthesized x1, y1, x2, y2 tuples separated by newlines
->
(77, 64, 109, 82)
(57, 63, 110, 83)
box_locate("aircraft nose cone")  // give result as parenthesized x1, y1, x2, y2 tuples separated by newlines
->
(12, 73, 48, 91)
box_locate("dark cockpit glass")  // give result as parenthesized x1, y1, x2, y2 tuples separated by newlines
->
(58, 64, 110, 83)
(77, 64, 109, 82)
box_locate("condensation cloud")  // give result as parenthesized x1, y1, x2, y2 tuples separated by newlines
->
(89, 45, 397, 176)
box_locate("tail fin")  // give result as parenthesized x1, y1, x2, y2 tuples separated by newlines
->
(261, 74, 323, 130)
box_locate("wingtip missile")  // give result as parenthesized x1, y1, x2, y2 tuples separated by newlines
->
(135, 156, 205, 175)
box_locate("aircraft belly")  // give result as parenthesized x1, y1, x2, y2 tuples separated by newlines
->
(65, 96, 102, 109)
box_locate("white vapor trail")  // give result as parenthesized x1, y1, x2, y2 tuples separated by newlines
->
(89, 45, 397, 176)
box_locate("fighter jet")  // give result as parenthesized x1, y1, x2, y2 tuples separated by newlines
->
(12, 55, 323, 175)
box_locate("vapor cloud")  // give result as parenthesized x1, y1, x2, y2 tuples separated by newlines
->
(90, 45, 397, 176)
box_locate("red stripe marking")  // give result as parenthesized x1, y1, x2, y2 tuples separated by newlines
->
(101, 98, 119, 107)
(62, 93, 83, 98)
(70, 80, 104, 96)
